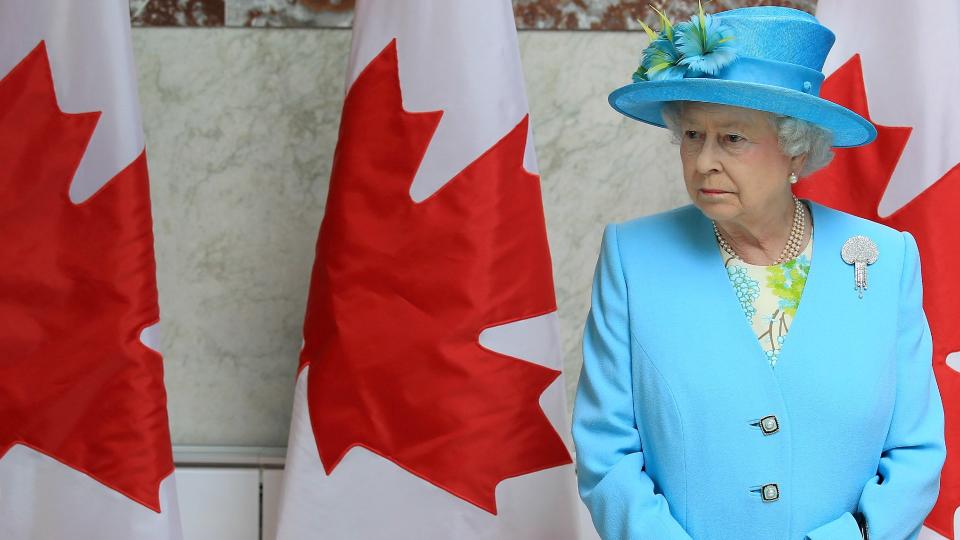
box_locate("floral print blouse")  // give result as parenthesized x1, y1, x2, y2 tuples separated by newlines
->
(718, 227, 813, 368)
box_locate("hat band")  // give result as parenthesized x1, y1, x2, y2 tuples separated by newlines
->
(688, 56, 825, 96)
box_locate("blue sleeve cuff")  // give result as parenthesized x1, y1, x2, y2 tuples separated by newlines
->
(805, 511, 863, 540)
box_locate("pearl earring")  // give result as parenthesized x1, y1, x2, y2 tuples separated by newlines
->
(789, 172, 798, 184)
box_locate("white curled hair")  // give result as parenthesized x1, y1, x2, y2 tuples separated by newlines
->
(659, 101, 834, 177)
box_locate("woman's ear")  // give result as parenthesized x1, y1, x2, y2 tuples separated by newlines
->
(790, 152, 808, 177)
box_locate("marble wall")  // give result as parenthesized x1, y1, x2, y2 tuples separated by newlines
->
(130, 0, 815, 29)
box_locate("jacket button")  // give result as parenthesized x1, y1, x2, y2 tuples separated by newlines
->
(761, 483, 780, 502)
(760, 415, 779, 435)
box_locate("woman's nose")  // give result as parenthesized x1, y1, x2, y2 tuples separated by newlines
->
(695, 136, 722, 175)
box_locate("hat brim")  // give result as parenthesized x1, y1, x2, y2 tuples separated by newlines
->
(609, 78, 877, 148)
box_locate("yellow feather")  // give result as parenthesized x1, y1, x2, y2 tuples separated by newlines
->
(636, 17, 659, 43)
(649, 4, 674, 41)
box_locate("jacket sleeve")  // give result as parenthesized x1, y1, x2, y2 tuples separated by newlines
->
(572, 223, 692, 540)
(806, 231, 947, 540)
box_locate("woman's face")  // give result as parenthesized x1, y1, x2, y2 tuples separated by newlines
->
(678, 101, 801, 223)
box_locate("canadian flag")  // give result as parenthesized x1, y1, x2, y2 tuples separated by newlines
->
(274, 1, 584, 538)
(806, 1, 960, 538)
(0, 1, 182, 539)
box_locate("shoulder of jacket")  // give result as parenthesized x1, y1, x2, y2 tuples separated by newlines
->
(612, 203, 700, 240)
(815, 203, 898, 235)
(811, 201, 907, 253)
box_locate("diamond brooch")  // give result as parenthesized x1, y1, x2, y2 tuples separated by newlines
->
(841, 235, 879, 299)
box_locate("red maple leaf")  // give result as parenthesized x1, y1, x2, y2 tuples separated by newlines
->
(0, 42, 174, 511)
(795, 54, 960, 538)
(299, 39, 572, 514)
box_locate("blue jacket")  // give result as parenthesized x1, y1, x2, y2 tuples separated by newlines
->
(572, 200, 946, 540)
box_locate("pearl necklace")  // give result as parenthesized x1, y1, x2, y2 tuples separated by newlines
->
(713, 196, 806, 265)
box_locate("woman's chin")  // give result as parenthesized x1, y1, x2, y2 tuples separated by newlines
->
(693, 194, 738, 219)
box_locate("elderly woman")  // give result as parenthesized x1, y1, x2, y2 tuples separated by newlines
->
(571, 6, 946, 540)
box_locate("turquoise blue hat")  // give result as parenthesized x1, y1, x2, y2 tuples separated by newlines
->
(608, 6, 877, 147)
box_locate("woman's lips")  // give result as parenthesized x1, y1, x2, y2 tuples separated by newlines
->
(700, 189, 731, 195)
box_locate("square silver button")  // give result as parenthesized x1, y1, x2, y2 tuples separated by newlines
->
(761, 483, 780, 502)
(760, 415, 780, 435)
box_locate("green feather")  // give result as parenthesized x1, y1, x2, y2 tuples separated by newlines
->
(646, 62, 670, 76)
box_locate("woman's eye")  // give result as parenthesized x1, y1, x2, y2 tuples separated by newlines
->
(725, 134, 745, 143)
(684, 130, 701, 140)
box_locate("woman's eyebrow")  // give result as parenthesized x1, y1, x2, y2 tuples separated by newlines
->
(713, 120, 751, 130)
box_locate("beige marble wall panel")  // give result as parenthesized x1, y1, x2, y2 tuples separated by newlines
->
(134, 28, 351, 445)
(133, 27, 690, 446)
